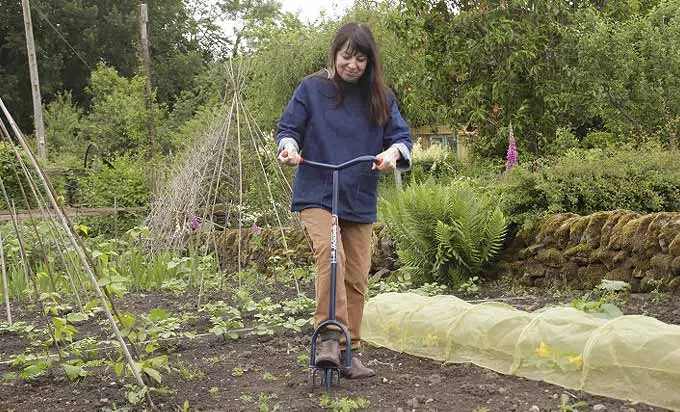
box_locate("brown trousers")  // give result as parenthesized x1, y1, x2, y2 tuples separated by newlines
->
(300, 208, 373, 350)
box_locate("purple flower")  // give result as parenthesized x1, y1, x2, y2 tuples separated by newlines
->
(505, 124, 518, 171)
(251, 224, 261, 234)
(190, 215, 200, 231)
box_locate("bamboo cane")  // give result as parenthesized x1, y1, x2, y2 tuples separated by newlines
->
(8, 199, 64, 359)
(0, 232, 11, 325)
(0, 97, 151, 405)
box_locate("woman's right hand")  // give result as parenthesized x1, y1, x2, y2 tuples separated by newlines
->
(278, 144, 301, 166)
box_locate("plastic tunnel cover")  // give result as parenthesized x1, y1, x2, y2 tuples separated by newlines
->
(361, 292, 680, 411)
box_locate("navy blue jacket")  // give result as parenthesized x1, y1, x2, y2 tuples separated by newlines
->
(276, 73, 412, 223)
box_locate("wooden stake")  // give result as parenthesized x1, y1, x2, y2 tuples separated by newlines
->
(20, 0, 46, 159)
(138, 3, 156, 159)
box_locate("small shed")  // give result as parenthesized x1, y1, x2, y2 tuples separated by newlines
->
(411, 125, 468, 161)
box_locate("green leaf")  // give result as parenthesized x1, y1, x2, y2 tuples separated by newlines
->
(2, 371, 18, 380)
(143, 367, 162, 383)
(119, 312, 136, 328)
(126, 386, 148, 405)
(21, 364, 47, 380)
(149, 308, 169, 321)
(62, 363, 87, 381)
(67, 312, 89, 323)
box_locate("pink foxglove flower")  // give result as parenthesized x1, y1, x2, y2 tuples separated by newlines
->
(505, 123, 518, 171)
(251, 224, 261, 234)
(190, 215, 200, 231)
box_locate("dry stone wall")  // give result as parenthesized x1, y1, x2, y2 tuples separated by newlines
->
(506, 211, 680, 293)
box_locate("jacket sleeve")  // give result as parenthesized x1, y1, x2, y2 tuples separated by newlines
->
(275, 81, 309, 153)
(383, 93, 413, 171)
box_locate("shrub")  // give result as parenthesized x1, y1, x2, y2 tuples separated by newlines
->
(498, 144, 680, 229)
(380, 179, 507, 288)
(0, 142, 39, 209)
(581, 131, 616, 149)
(77, 154, 152, 208)
(43, 92, 85, 156)
(545, 127, 579, 156)
(80, 64, 167, 155)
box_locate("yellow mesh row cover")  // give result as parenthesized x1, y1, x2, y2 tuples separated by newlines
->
(362, 293, 680, 411)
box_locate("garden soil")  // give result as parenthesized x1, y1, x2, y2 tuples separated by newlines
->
(1, 281, 678, 412)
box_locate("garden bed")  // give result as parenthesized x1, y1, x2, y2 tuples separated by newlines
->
(1, 277, 677, 411)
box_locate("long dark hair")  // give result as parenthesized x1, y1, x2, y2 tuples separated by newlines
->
(327, 22, 391, 126)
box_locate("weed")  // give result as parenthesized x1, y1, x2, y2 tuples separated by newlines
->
(296, 352, 310, 366)
(318, 394, 370, 411)
(262, 372, 279, 382)
(177, 400, 191, 412)
(457, 276, 480, 295)
(208, 387, 219, 398)
(257, 393, 279, 412)
(414, 281, 448, 296)
(174, 361, 205, 381)
(559, 394, 588, 411)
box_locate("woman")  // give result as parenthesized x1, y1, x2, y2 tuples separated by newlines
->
(276, 22, 412, 379)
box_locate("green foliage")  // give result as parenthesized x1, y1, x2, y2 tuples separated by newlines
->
(80, 64, 167, 155)
(77, 154, 151, 207)
(246, 17, 332, 129)
(0, 142, 32, 209)
(545, 128, 580, 156)
(387, 0, 679, 157)
(318, 394, 370, 412)
(566, 2, 680, 144)
(381, 179, 507, 287)
(43, 92, 85, 156)
(0, 0, 211, 133)
(498, 144, 680, 227)
(581, 131, 616, 149)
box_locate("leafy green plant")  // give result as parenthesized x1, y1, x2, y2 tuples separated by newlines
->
(499, 144, 680, 228)
(381, 179, 507, 288)
(318, 394, 370, 411)
(457, 276, 481, 295)
(367, 272, 413, 298)
(209, 305, 244, 341)
(43, 92, 85, 156)
(262, 372, 278, 382)
(77, 154, 152, 209)
(61, 361, 88, 381)
(570, 298, 624, 319)
(559, 394, 589, 411)
(413, 282, 448, 296)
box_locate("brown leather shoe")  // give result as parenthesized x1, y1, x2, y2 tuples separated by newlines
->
(342, 356, 376, 379)
(315, 339, 341, 368)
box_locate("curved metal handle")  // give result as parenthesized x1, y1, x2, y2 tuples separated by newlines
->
(299, 155, 381, 171)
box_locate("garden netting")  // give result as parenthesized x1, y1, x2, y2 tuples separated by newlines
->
(362, 293, 680, 411)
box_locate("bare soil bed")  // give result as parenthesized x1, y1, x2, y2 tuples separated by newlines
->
(1, 278, 678, 412)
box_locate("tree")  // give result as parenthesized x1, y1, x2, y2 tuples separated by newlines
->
(0, 0, 212, 132)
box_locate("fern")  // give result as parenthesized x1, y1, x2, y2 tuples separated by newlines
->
(380, 179, 507, 288)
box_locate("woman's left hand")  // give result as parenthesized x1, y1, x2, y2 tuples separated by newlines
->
(372, 147, 401, 173)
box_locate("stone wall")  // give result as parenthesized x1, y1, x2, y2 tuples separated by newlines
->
(504, 211, 680, 293)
